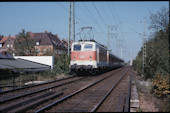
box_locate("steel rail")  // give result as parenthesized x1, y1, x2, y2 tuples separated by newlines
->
(0, 75, 75, 94)
(123, 74, 132, 112)
(0, 76, 86, 104)
(90, 68, 129, 112)
(1, 92, 63, 113)
(35, 68, 123, 113)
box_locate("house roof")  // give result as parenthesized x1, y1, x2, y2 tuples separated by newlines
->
(0, 58, 50, 70)
(0, 52, 50, 76)
(0, 52, 15, 60)
(0, 36, 15, 43)
(0, 37, 8, 43)
(61, 38, 73, 48)
(29, 32, 66, 49)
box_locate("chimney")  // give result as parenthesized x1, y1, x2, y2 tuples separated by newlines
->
(44, 30, 47, 33)
(8, 34, 11, 37)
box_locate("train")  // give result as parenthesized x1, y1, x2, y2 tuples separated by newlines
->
(70, 40, 124, 75)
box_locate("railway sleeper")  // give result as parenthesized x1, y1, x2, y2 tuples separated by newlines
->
(8, 92, 63, 113)
(0, 91, 62, 113)
(36, 68, 128, 113)
(0, 76, 82, 104)
(114, 93, 126, 112)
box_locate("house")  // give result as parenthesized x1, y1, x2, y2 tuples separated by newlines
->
(0, 35, 15, 53)
(61, 38, 73, 50)
(29, 31, 67, 56)
(0, 31, 72, 56)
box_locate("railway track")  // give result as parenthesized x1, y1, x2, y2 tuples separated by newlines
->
(0, 67, 130, 112)
(0, 75, 91, 113)
(34, 67, 131, 112)
(0, 75, 75, 95)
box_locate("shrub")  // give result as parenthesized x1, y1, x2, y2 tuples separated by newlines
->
(152, 73, 170, 98)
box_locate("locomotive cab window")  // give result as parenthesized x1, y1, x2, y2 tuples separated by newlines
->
(73, 44, 81, 51)
(84, 44, 93, 51)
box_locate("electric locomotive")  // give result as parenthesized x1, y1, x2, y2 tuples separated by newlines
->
(70, 40, 124, 75)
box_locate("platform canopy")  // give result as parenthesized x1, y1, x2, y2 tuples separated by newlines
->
(0, 52, 50, 78)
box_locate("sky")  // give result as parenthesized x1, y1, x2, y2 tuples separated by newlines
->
(0, 1, 169, 62)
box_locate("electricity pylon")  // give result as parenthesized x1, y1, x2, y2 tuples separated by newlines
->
(68, 2, 75, 57)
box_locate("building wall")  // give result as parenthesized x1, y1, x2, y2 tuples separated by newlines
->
(35, 45, 53, 56)
(54, 46, 67, 55)
(0, 37, 15, 52)
(35, 45, 67, 56)
(14, 56, 54, 69)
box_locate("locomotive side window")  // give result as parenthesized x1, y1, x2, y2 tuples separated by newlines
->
(84, 44, 93, 51)
(74, 44, 81, 51)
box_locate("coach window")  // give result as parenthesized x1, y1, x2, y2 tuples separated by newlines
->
(84, 44, 93, 51)
(74, 44, 81, 51)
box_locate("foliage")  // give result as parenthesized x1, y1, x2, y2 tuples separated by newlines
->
(133, 6, 169, 99)
(149, 6, 169, 32)
(145, 25, 169, 79)
(152, 74, 170, 98)
(40, 54, 70, 77)
(133, 49, 143, 75)
(133, 6, 169, 79)
(13, 29, 37, 56)
(54, 54, 70, 74)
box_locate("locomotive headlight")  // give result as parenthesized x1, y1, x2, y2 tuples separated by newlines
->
(90, 56, 92, 61)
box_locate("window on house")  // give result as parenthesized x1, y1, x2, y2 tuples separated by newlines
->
(0, 44, 2, 48)
(43, 49, 47, 53)
(58, 50, 62, 54)
(36, 42, 39, 46)
(7, 44, 10, 48)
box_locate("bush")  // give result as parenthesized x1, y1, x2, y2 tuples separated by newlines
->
(54, 54, 70, 74)
(152, 73, 170, 98)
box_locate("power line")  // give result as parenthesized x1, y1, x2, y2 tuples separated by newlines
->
(81, 2, 108, 45)
(111, 2, 121, 26)
(99, 2, 113, 25)
(82, 2, 105, 32)
(57, 2, 109, 47)
(92, 2, 108, 28)
(107, 2, 119, 26)
(111, 2, 125, 39)
(57, 2, 90, 27)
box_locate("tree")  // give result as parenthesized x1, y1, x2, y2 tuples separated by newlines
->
(14, 29, 37, 56)
(149, 6, 169, 32)
(133, 6, 169, 80)
(133, 6, 169, 100)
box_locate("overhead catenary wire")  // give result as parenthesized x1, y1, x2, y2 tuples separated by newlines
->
(77, 3, 106, 36)
(57, 2, 90, 27)
(107, 2, 119, 26)
(92, 2, 108, 28)
(111, 2, 127, 55)
(58, 2, 106, 42)
(80, 2, 108, 45)
(99, 2, 113, 26)
(82, 2, 105, 32)
(111, 2, 125, 39)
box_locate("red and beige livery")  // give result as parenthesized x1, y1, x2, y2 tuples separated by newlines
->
(70, 40, 124, 75)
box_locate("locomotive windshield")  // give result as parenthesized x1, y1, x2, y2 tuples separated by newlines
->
(73, 44, 81, 51)
(84, 44, 93, 51)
